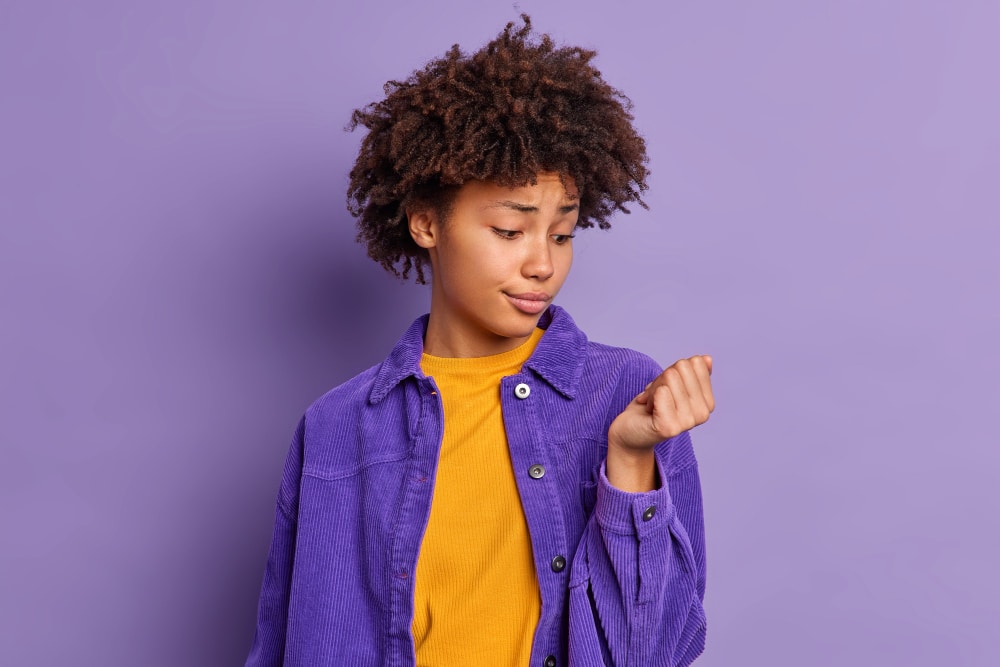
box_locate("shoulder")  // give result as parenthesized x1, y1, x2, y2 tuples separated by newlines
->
(578, 339, 663, 400)
(314, 361, 380, 402)
(583, 340, 662, 382)
(302, 362, 384, 429)
(301, 313, 427, 425)
(534, 305, 661, 398)
(561, 337, 660, 429)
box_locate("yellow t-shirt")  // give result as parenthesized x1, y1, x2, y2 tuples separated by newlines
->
(413, 327, 545, 666)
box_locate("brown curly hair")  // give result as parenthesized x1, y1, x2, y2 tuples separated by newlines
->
(346, 14, 649, 283)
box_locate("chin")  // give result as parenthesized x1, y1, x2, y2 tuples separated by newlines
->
(495, 317, 541, 339)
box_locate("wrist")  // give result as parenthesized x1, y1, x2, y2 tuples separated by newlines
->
(606, 439, 658, 493)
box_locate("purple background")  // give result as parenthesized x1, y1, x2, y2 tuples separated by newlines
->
(2, 0, 997, 665)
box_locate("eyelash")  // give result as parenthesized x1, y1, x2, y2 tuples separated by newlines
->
(491, 228, 576, 244)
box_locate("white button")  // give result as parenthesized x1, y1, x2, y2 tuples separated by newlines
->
(514, 383, 531, 399)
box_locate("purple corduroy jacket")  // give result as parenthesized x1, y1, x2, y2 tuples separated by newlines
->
(245, 305, 707, 666)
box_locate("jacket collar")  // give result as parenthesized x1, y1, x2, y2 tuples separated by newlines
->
(369, 304, 587, 404)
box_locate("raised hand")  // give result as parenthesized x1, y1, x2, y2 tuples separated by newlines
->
(606, 355, 714, 491)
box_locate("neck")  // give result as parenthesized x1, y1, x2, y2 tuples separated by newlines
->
(422, 311, 532, 358)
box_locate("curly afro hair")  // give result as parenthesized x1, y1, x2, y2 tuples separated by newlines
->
(347, 14, 649, 283)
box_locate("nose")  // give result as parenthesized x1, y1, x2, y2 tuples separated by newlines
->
(522, 236, 554, 281)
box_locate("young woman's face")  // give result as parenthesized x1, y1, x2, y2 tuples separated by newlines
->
(410, 172, 579, 357)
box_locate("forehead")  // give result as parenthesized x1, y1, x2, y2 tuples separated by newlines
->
(455, 172, 579, 205)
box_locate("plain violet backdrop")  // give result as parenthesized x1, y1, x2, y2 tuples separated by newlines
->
(1, 0, 997, 665)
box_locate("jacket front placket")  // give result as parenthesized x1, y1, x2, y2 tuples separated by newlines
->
(499, 371, 571, 666)
(385, 373, 445, 667)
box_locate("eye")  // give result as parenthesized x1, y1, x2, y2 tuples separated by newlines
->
(552, 234, 576, 245)
(491, 228, 520, 240)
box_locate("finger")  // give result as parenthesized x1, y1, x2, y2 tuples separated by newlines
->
(650, 383, 678, 436)
(689, 356, 715, 413)
(661, 367, 689, 427)
(679, 361, 711, 425)
(674, 358, 704, 403)
(703, 354, 712, 375)
(641, 363, 680, 409)
(635, 381, 653, 405)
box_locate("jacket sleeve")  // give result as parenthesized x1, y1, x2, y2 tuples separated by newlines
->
(568, 430, 707, 666)
(245, 415, 305, 667)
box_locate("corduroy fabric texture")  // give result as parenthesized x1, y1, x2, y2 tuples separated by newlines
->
(245, 305, 707, 666)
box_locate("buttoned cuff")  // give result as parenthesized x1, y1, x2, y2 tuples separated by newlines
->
(594, 451, 674, 537)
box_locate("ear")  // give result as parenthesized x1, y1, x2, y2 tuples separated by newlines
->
(407, 207, 439, 249)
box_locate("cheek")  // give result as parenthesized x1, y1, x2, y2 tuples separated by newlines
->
(473, 245, 517, 275)
(556, 248, 574, 278)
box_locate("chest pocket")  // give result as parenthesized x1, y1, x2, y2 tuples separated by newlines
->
(302, 386, 421, 480)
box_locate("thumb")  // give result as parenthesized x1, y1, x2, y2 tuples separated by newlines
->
(703, 355, 713, 374)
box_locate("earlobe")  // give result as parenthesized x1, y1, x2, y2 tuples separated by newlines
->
(407, 209, 438, 249)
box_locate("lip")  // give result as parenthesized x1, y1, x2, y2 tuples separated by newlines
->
(504, 291, 551, 315)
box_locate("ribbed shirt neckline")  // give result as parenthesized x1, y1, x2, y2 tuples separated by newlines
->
(420, 327, 546, 377)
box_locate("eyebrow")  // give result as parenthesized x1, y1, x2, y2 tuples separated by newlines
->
(485, 200, 580, 215)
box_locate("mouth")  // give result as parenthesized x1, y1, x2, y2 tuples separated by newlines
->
(503, 291, 551, 315)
